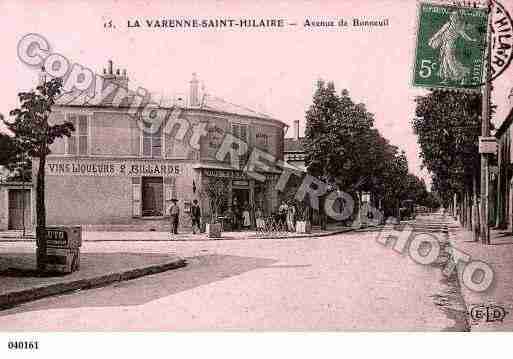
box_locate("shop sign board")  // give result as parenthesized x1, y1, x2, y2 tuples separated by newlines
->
(204, 169, 279, 181)
(46, 159, 182, 177)
(479, 136, 498, 154)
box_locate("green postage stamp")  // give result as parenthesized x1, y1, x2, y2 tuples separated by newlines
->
(413, 3, 489, 90)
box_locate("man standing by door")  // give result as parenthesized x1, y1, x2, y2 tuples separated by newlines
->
(190, 199, 201, 234)
(169, 198, 180, 235)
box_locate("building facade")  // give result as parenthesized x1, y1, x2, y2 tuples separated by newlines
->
(36, 63, 287, 231)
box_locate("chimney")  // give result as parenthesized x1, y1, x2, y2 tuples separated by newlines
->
(189, 72, 199, 107)
(294, 120, 300, 140)
(103, 61, 129, 88)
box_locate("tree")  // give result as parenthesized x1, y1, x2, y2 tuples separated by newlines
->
(304, 80, 377, 209)
(3, 77, 74, 270)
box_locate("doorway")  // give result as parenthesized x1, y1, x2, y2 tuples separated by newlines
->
(232, 188, 250, 210)
(232, 187, 250, 230)
(8, 189, 31, 230)
(141, 177, 164, 217)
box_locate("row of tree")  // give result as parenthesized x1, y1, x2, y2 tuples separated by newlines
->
(303, 79, 438, 219)
(412, 89, 491, 236)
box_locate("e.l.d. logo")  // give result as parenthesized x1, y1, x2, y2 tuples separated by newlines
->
(470, 304, 509, 323)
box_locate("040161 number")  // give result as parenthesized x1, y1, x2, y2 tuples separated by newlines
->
(8, 341, 39, 350)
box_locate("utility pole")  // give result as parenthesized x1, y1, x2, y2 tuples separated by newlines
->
(21, 155, 26, 238)
(480, 0, 492, 245)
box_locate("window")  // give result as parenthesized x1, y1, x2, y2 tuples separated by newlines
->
(142, 121, 162, 158)
(232, 123, 248, 142)
(67, 114, 89, 155)
(208, 125, 224, 148)
(256, 133, 269, 149)
(231, 123, 249, 167)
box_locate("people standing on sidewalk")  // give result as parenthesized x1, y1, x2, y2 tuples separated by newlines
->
(169, 199, 180, 235)
(232, 205, 239, 231)
(279, 201, 289, 231)
(242, 204, 251, 230)
(287, 201, 296, 232)
(255, 206, 264, 232)
(190, 199, 201, 234)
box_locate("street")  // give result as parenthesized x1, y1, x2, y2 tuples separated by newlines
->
(0, 214, 467, 331)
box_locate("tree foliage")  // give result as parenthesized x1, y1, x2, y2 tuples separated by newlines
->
(4, 78, 74, 157)
(4, 77, 75, 269)
(0, 133, 32, 182)
(412, 89, 482, 205)
(0, 133, 19, 166)
(303, 79, 433, 217)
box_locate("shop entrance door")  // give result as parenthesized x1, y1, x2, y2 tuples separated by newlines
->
(232, 188, 249, 209)
(232, 187, 250, 229)
(141, 177, 164, 217)
(8, 189, 31, 230)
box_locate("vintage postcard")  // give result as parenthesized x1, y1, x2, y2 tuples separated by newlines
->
(0, 0, 513, 356)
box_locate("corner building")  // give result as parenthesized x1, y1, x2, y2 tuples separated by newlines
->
(38, 63, 286, 231)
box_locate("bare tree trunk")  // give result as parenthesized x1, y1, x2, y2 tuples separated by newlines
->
(473, 174, 480, 241)
(36, 155, 46, 271)
(461, 192, 466, 227)
(465, 191, 471, 230)
(467, 191, 476, 231)
(458, 194, 465, 226)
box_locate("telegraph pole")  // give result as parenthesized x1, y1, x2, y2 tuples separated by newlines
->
(480, 0, 492, 244)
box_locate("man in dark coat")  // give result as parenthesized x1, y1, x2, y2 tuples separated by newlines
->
(169, 199, 180, 235)
(191, 199, 201, 234)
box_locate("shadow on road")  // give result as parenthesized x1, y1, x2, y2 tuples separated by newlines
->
(0, 254, 280, 316)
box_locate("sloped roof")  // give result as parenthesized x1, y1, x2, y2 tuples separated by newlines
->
(200, 95, 273, 120)
(284, 137, 305, 153)
(55, 85, 280, 123)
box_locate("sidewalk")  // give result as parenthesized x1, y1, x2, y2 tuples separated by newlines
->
(447, 217, 513, 331)
(0, 223, 361, 242)
(0, 249, 186, 310)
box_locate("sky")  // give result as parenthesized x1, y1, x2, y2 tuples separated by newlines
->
(1, 0, 512, 188)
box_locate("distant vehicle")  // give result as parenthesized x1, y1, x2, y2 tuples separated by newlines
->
(415, 205, 429, 214)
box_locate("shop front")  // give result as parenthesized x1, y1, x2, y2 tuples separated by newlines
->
(197, 166, 281, 230)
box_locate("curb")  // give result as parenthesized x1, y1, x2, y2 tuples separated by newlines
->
(249, 226, 373, 240)
(0, 257, 187, 310)
(444, 221, 473, 331)
(0, 226, 374, 242)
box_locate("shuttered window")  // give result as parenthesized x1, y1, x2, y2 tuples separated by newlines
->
(164, 177, 176, 216)
(67, 114, 89, 155)
(142, 121, 162, 158)
(132, 177, 141, 217)
(231, 123, 249, 168)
